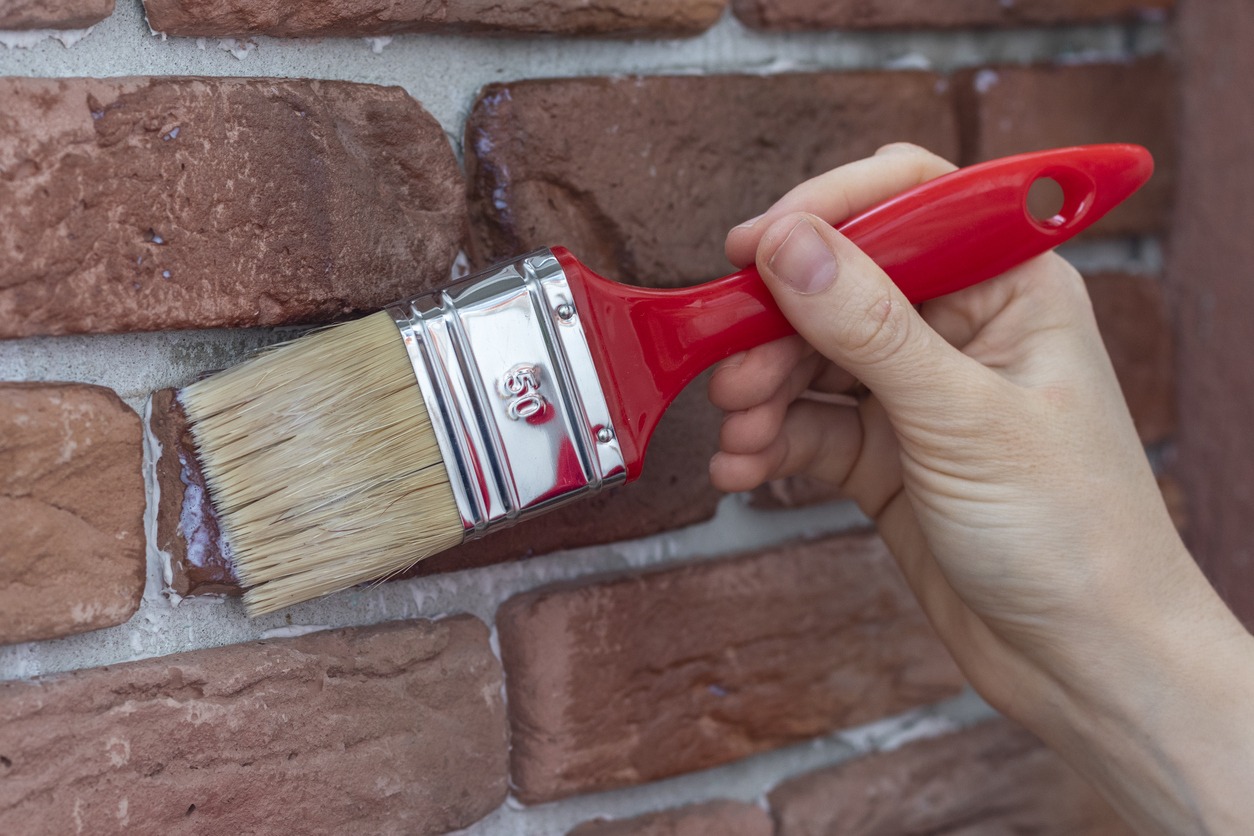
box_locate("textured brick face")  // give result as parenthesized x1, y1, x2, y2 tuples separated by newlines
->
(0, 383, 145, 646)
(734, 0, 1172, 30)
(467, 72, 959, 288)
(0, 617, 508, 835)
(958, 58, 1178, 236)
(0, 77, 464, 338)
(0, 0, 114, 29)
(769, 719, 1131, 835)
(143, 0, 725, 37)
(496, 532, 965, 802)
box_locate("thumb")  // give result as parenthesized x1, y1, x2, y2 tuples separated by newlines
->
(756, 213, 974, 408)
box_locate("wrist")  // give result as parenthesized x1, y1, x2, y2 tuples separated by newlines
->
(1018, 544, 1254, 833)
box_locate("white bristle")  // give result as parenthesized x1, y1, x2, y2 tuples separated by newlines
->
(180, 311, 463, 616)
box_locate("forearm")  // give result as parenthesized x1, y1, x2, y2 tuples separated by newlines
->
(1023, 550, 1254, 835)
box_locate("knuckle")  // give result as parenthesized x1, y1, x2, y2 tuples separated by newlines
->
(842, 292, 914, 366)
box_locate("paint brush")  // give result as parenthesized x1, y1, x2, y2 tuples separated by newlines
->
(180, 144, 1153, 615)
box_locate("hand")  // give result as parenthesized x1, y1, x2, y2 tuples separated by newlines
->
(710, 144, 1254, 834)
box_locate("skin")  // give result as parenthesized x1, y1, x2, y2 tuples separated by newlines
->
(709, 143, 1254, 834)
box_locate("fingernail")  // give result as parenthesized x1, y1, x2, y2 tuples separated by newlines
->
(719, 351, 747, 371)
(734, 213, 765, 230)
(768, 220, 838, 295)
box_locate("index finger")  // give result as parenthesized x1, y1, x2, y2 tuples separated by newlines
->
(725, 143, 958, 268)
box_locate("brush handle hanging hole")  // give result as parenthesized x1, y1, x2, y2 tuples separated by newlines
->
(1024, 167, 1098, 233)
(1027, 176, 1066, 227)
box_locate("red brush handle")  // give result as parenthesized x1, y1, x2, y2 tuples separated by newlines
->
(561, 144, 1154, 478)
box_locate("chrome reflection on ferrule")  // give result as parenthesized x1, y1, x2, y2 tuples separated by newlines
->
(388, 249, 627, 539)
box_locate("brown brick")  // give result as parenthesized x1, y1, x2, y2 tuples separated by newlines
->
(733, 0, 1171, 30)
(0, 383, 144, 646)
(0, 616, 507, 835)
(0, 0, 114, 29)
(149, 388, 240, 598)
(769, 718, 1130, 835)
(142, 0, 725, 38)
(496, 532, 965, 803)
(957, 58, 1178, 236)
(151, 375, 722, 597)
(467, 72, 959, 288)
(1087, 273, 1175, 443)
(569, 800, 773, 836)
(0, 77, 464, 339)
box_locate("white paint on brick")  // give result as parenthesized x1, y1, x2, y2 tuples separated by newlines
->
(0, 26, 95, 50)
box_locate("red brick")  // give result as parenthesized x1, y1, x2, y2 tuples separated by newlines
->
(1168, 0, 1254, 625)
(496, 532, 965, 803)
(150, 375, 722, 597)
(734, 0, 1171, 30)
(0, 0, 113, 29)
(569, 800, 773, 836)
(0, 77, 464, 339)
(1087, 273, 1175, 443)
(467, 72, 959, 288)
(149, 388, 239, 598)
(769, 718, 1130, 835)
(142, 0, 725, 38)
(0, 383, 144, 646)
(0, 616, 507, 835)
(956, 58, 1178, 236)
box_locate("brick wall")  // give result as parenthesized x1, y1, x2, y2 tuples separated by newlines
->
(0, 1, 1184, 832)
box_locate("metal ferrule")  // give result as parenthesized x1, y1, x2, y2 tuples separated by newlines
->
(388, 248, 627, 539)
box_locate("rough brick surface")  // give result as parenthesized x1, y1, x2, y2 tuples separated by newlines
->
(733, 0, 1171, 30)
(1169, 0, 1254, 625)
(151, 376, 722, 597)
(957, 58, 1177, 236)
(0, 0, 113, 28)
(769, 718, 1130, 835)
(0, 0, 113, 29)
(0, 616, 507, 835)
(496, 532, 965, 803)
(150, 388, 238, 598)
(467, 72, 959, 288)
(0, 77, 464, 339)
(0, 383, 144, 646)
(143, 0, 725, 38)
(569, 801, 773, 836)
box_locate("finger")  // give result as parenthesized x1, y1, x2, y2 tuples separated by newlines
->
(719, 352, 825, 455)
(710, 399, 861, 493)
(708, 335, 812, 412)
(754, 212, 986, 413)
(726, 144, 957, 268)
